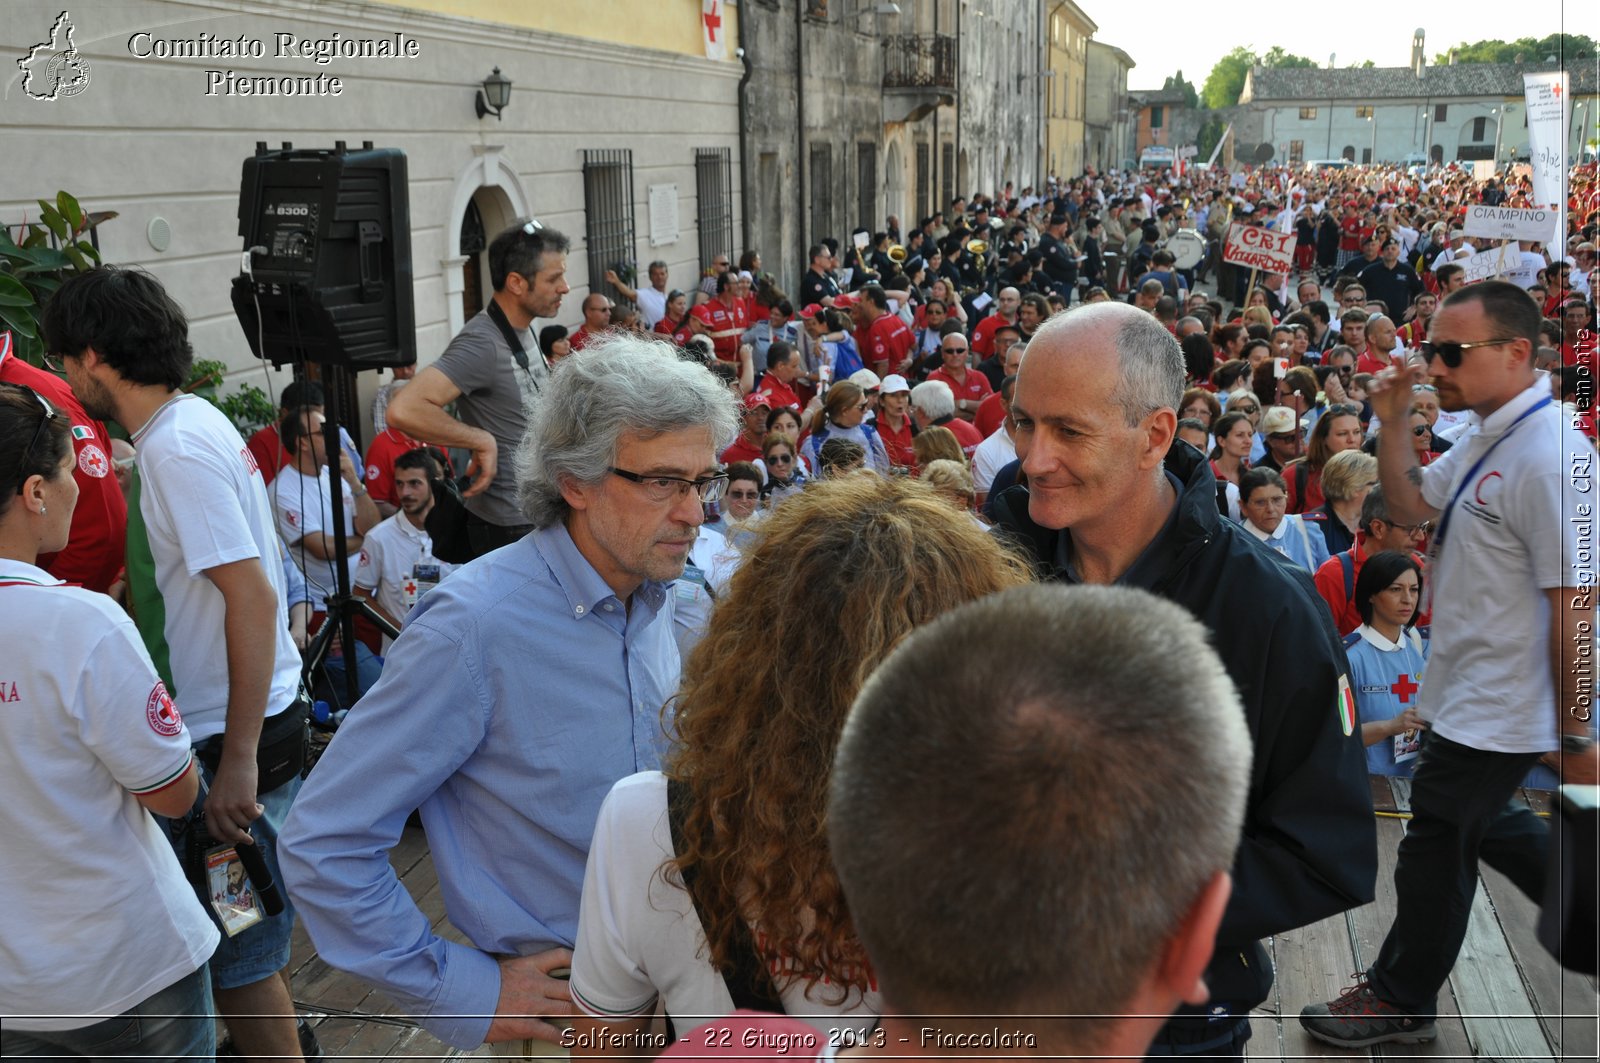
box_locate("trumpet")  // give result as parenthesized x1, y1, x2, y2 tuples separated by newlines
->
(966, 238, 990, 256)
(887, 244, 907, 264)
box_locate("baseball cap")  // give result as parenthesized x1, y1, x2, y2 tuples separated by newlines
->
(880, 374, 911, 395)
(1261, 406, 1299, 435)
(834, 293, 858, 309)
(744, 392, 773, 410)
(799, 303, 826, 320)
(849, 369, 882, 391)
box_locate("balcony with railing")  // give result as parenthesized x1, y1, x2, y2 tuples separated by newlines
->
(882, 33, 956, 91)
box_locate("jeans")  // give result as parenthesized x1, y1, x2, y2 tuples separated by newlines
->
(1, 964, 215, 1061)
(1366, 731, 1547, 1015)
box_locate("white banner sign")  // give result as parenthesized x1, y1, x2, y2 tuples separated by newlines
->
(1462, 242, 1516, 284)
(1220, 222, 1295, 273)
(1523, 71, 1568, 245)
(702, 0, 728, 61)
(1463, 204, 1557, 243)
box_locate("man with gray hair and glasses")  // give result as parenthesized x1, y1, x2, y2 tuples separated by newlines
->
(991, 301, 1375, 1062)
(281, 334, 738, 1052)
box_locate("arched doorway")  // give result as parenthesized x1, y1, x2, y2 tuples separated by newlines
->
(1341, 145, 1356, 161)
(885, 139, 906, 230)
(444, 148, 532, 338)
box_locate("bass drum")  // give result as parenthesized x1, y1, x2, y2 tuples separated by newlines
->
(1167, 229, 1206, 270)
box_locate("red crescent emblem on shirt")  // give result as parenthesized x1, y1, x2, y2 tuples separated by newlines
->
(1474, 471, 1502, 506)
(146, 682, 182, 737)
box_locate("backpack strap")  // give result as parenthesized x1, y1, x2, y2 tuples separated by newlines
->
(1294, 460, 1310, 507)
(1339, 550, 1356, 602)
(664, 776, 784, 1041)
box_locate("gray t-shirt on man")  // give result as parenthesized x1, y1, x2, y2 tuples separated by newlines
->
(432, 309, 546, 527)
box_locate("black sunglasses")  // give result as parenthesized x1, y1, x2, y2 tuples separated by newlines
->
(14, 385, 61, 492)
(1411, 424, 1432, 437)
(1420, 338, 1518, 369)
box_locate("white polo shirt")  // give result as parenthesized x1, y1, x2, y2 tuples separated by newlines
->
(0, 560, 219, 1029)
(130, 394, 301, 741)
(1417, 380, 1591, 752)
(669, 523, 737, 663)
(353, 512, 455, 651)
(272, 464, 359, 606)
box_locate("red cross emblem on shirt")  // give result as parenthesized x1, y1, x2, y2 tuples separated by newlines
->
(402, 579, 418, 597)
(703, 0, 722, 42)
(1391, 673, 1418, 703)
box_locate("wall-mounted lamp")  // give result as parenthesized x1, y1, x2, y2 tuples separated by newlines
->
(475, 67, 512, 121)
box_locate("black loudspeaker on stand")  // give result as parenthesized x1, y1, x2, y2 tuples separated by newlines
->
(232, 142, 414, 708)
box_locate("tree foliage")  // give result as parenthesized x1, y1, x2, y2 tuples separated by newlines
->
(1162, 70, 1199, 109)
(1201, 46, 1316, 109)
(1433, 34, 1596, 64)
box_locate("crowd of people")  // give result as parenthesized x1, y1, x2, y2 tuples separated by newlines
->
(3, 154, 1597, 1063)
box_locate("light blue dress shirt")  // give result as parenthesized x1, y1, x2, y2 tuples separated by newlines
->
(279, 523, 679, 1049)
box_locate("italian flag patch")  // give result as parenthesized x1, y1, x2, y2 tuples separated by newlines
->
(71, 425, 94, 440)
(1337, 674, 1357, 737)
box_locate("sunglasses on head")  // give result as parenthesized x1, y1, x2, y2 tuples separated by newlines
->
(1419, 338, 1519, 369)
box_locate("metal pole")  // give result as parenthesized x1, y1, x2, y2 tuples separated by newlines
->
(1493, 105, 1504, 167)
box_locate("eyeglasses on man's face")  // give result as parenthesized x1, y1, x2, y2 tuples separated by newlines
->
(608, 467, 728, 504)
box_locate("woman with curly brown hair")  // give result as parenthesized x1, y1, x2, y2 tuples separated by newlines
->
(567, 475, 1033, 1049)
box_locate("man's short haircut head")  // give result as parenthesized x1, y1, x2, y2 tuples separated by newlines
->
(910, 380, 955, 420)
(1305, 299, 1331, 325)
(1360, 482, 1392, 533)
(860, 284, 889, 311)
(515, 333, 739, 528)
(41, 266, 193, 389)
(280, 379, 325, 411)
(1139, 278, 1166, 298)
(1364, 314, 1392, 336)
(1436, 262, 1465, 287)
(394, 446, 440, 480)
(279, 407, 320, 456)
(1342, 308, 1369, 328)
(830, 583, 1249, 1033)
(766, 340, 797, 371)
(487, 221, 572, 290)
(1441, 279, 1541, 350)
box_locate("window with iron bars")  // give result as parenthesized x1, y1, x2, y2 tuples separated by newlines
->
(582, 149, 636, 307)
(695, 148, 733, 278)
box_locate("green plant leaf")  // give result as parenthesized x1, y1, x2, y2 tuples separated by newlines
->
(21, 226, 51, 250)
(0, 304, 39, 338)
(15, 247, 72, 271)
(56, 191, 84, 232)
(63, 245, 90, 272)
(83, 210, 119, 230)
(0, 273, 34, 307)
(37, 204, 68, 242)
(77, 240, 101, 264)
(27, 275, 61, 296)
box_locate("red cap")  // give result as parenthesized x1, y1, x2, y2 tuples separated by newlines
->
(834, 293, 857, 309)
(799, 303, 826, 319)
(744, 392, 773, 410)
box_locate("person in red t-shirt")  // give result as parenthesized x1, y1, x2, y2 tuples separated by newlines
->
(568, 293, 613, 351)
(875, 373, 917, 469)
(1355, 315, 1400, 376)
(0, 330, 126, 593)
(849, 285, 913, 376)
(925, 333, 993, 422)
(969, 286, 1021, 360)
(691, 274, 744, 363)
(721, 393, 771, 465)
(752, 341, 805, 411)
(973, 343, 1024, 438)
(363, 424, 426, 516)
(1313, 486, 1430, 635)
(909, 378, 983, 457)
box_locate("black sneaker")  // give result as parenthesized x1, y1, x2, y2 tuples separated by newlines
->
(299, 1017, 325, 1062)
(1300, 974, 1438, 1048)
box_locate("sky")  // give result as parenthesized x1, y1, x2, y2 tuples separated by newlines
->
(1090, 0, 1595, 93)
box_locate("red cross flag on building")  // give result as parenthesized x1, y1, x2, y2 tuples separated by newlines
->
(702, 0, 727, 61)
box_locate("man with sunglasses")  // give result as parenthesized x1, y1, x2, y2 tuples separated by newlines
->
(1301, 280, 1599, 1049)
(388, 220, 571, 558)
(282, 336, 739, 1052)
